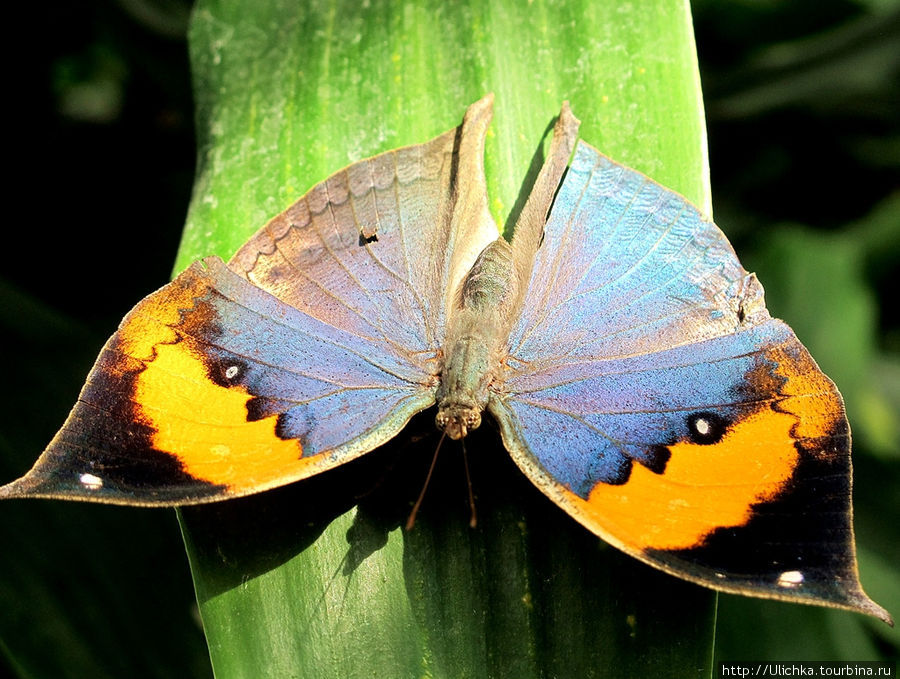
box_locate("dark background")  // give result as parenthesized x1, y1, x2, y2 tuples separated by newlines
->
(0, 0, 897, 676)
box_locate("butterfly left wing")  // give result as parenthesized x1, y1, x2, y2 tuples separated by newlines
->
(1, 96, 502, 506)
(0, 257, 436, 505)
(491, 142, 891, 622)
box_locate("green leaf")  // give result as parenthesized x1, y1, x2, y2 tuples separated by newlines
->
(179, 0, 716, 677)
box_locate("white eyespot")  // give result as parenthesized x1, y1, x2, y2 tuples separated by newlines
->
(79, 473, 103, 490)
(777, 570, 804, 588)
(693, 417, 711, 436)
(225, 365, 240, 379)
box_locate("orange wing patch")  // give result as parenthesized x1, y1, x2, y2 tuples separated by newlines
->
(130, 336, 314, 492)
(114, 268, 211, 368)
(768, 341, 845, 443)
(571, 405, 799, 551)
(563, 339, 847, 553)
(110, 262, 325, 495)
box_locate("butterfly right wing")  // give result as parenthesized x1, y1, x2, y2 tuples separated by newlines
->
(490, 142, 890, 622)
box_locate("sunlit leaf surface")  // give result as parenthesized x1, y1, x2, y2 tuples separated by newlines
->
(179, 1, 716, 677)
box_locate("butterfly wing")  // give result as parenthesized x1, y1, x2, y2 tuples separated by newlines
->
(0, 98, 500, 506)
(1, 258, 435, 505)
(230, 96, 499, 355)
(491, 142, 890, 622)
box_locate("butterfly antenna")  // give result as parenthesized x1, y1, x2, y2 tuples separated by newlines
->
(405, 431, 446, 530)
(461, 437, 477, 528)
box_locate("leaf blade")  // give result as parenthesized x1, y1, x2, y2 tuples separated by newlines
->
(180, 1, 716, 677)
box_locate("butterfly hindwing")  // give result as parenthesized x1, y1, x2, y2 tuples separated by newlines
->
(493, 142, 889, 621)
(229, 99, 498, 353)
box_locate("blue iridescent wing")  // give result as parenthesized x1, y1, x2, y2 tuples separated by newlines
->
(230, 104, 497, 362)
(0, 99, 499, 506)
(0, 257, 436, 504)
(491, 142, 888, 621)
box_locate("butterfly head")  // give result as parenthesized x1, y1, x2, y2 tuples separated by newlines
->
(435, 403, 482, 440)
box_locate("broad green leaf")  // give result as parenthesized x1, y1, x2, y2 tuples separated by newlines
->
(179, 0, 716, 677)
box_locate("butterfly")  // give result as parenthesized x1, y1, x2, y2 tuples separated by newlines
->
(0, 94, 890, 624)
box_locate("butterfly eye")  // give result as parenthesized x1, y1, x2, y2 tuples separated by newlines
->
(685, 412, 728, 445)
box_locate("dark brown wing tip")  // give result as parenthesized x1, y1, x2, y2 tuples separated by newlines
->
(0, 472, 45, 500)
(859, 595, 894, 626)
(826, 580, 892, 625)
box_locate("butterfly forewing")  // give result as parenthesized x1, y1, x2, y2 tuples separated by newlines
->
(1, 257, 435, 504)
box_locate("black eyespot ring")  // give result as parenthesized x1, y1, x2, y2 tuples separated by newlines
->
(686, 411, 728, 445)
(207, 358, 247, 387)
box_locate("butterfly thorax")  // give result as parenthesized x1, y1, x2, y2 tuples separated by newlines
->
(436, 238, 522, 440)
